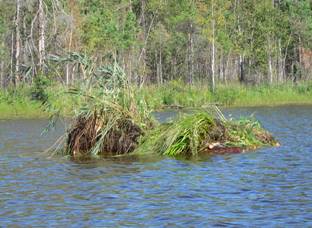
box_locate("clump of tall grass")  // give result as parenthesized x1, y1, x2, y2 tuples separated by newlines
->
(135, 112, 217, 157)
(50, 53, 154, 157)
(225, 118, 278, 148)
(135, 107, 278, 157)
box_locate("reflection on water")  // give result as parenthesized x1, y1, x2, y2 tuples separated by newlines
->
(0, 106, 312, 226)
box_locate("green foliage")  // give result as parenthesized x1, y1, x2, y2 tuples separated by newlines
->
(283, 0, 312, 47)
(226, 118, 268, 148)
(0, 86, 45, 119)
(135, 112, 215, 157)
(295, 81, 312, 94)
(0, 14, 5, 36)
(123, 11, 138, 49)
(80, 0, 139, 53)
(214, 87, 239, 106)
(138, 82, 312, 109)
(0, 86, 30, 104)
(31, 75, 51, 102)
(135, 110, 277, 157)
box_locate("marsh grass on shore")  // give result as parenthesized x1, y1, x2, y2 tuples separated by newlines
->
(0, 87, 46, 119)
(137, 81, 312, 109)
(1, 80, 312, 119)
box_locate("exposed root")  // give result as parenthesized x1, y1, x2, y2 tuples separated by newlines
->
(66, 113, 143, 157)
(100, 118, 143, 155)
(66, 114, 98, 157)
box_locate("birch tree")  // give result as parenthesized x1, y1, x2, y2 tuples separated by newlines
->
(14, 0, 21, 86)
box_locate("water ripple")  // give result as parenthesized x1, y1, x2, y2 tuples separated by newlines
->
(1, 106, 312, 226)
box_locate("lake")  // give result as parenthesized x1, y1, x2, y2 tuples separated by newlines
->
(0, 106, 312, 227)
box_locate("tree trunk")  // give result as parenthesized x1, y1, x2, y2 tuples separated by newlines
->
(211, 2, 216, 93)
(0, 61, 3, 88)
(159, 48, 163, 84)
(140, 0, 146, 84)
(239, 54, 244, 82)
(173, 56, 177, 80)
(220, 50, 224, 82)
(155, 52, 159, 84)
(10, 32, 14, 84)
(38, 0, 45, 72)
(267, 37, 274, 84)
(268, 55, 273, 84)
(224, 51, 231, 84)
(66, 64, 70, 85)
(14, 0, 21, 86)
(277, 39, 283, 83)
(66, 8, 74, 86)
(188, 23, 194, 84)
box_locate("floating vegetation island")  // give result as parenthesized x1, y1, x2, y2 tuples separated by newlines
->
(49, 57, 279, 159)
(66, 109, 279, 159)
(134, 111, 279, 158)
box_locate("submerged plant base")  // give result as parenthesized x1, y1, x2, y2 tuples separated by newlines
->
(66, 112, 144, 157)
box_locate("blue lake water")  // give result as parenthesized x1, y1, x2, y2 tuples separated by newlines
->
(0, 106, 312, 227)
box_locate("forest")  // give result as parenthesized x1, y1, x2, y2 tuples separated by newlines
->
(0, 0, 312, 117)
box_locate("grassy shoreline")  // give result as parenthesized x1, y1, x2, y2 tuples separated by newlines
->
(1, 82, 312, 119)
(137, 81, 312, 109)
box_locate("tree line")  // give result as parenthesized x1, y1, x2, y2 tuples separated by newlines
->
(0, 0, 311, 91)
